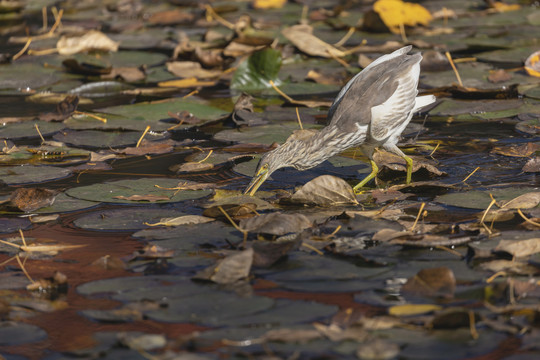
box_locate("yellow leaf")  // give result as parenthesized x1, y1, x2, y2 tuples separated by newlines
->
(252, 0, 287, 9)
(388, 304, 442, 316)
(525, 51, 540, 78)
(158, 78, 216, 88)
(373, 0, 432, 34)
(491, 2, 521, 12)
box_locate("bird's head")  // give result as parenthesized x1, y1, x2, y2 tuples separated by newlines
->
(243, 140, 303, 196)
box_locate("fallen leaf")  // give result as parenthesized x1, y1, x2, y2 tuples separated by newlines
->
(495, 238, 540, 258)
(239, 212, 312, 235)
(57, 30, 119, 55)
(365, 0, 432, 34)
(166, 61, 221, 79)
(173, 162, 214, 173)
(101, 67, 146, 82)
(491, 142, 540, 157)
(480, 260, 539, 275)
(252, 237, 301, 267)
(145, 215, 214, 227)
(203, 203, 258, 220)
(10, 187, 58, 212)
(120, 141, 174, 156)
(147, 9, 194, 25)
(523, 157, 540, 172)
(282, 25, 345, 58)
(488, 69, 513, 83)
(193, 248, 253, 284)
(525, 50, 540, 77)
(252, 0, 287, 9)
(401, 267, 456, 298)
(39, 95, 79, 122)
(499, 192, 540, 209)
(289, 175, 358, 207)
(373, 150, 445, 179)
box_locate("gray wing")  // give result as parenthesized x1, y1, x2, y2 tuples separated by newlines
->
(327, 47, 421, 139)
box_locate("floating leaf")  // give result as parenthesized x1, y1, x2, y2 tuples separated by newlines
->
(281, 25, 345, 58)
(239, 212, 312, 235)
(289, 175, 358, 206)
(495, 238, 540, 258)
(57, 30, 119, 55)
(146, 215, 214, 227)
(193, 248, 254, 284)
(231, 48, 282, 92)
(401, 267, 456, 298)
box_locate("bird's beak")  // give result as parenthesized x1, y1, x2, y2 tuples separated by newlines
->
(244, 169, 269, 196)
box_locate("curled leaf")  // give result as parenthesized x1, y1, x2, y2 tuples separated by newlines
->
(290, 175, 358, 207)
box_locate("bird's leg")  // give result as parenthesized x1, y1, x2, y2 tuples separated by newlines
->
(403, 154, 413, 184)
(384, 143, 413, 184)
(353, 159, 378, 193)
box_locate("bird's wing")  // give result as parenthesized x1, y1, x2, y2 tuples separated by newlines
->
(328, 48, 419, 137)
(327, 46, 412, 123)
(369, 56, 421, 141)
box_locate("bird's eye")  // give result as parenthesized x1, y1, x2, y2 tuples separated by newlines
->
(262, 164, 269, 170)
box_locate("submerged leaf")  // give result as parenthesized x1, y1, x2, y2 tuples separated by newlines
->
(290, 175, 358, 206)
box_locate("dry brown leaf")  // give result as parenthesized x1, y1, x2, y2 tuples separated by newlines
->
(495, 238, 540, 258)
(523, 157, 540, 173)
(193, 248, 253, 284)
(290, 175, 358, 206)
(57, 30, 119, 55)
(491, 143, 540, 157)
(373, 150, 445, 178)
(488, 69, 513, 83)
(10, 187, 58, 212)
(401, 267, 456, 298)
(146, 215, 214, 227)
(239, 212, 312, 235)
(101, 67, 146, 82)
(480, 260, 539, 275)
(121, 141, 174, 156)
(281, 25, 345, 58)
(174, 162, 214, 173)
(500, 192, 540, 209)
(166, 61, 221, 79)
(147, 9, 194, 25)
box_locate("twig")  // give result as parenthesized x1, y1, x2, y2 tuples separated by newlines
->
(468, 310, 479, 340)
(295, 107, 303, 130)
(34, 124, 45, 143)
(410, 202, 425, 231)
(12, 38, 32, 61)
(197, 150, 213, 163)
(218, 206, 248, 246)
(301, 242, 324, 255)
(334, 27, 355, 47)
(462, 166, 479, 183)
(480, 198, 496, 235)
(136, 126, 150, 148)
(204, 5, 235, 29)
(16, 254, 34, 283)
(445, 51, 463, 87)
(399, 22, 408, 43)
(486, 270, 506, 283)
(517, 208, 540, 227)
(73, 110, 107, 123)
(428, 142, 440, 157)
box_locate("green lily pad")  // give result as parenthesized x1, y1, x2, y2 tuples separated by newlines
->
(214, 122, 322, 145)
(0, 217, 32, 233)
(0, 165, 72, 185)
(65, 98, 228, 131)
(429, 98, 540, 121)
(34, 192, 99, 214)
(435, 187, 535, 209)
(66, 178, 212, 204)
(0, 121, 65, 140)
(0, 62, 62, 91)
(231, 48, 282, 92)
(475, 45, 540, 66)
(52, 129, 166, 149)
(73, 207, 187, 231)
(0, 322, 47, 346)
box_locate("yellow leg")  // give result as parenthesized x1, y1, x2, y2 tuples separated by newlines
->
(403, 155, 413, 184)
(353, 159, 378, 193)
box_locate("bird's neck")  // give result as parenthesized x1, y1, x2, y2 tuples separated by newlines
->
(292, 125, 360, 170)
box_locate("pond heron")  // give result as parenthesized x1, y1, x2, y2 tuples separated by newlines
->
(244, 46, 436, 196)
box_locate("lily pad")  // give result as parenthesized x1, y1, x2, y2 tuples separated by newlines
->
(0, 165, 72, 185)
(435, 187, 536, 209)
(0, 322, 47, 346)
(66, 178, 212, 204)
(0, 121, 65, 140)
(214, 122, 322, 145)
(73, 207, 187, 231)
(52, 129, 166, 149)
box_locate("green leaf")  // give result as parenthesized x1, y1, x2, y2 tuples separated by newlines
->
(231, 48, 282, 92)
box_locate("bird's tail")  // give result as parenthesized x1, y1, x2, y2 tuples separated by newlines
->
(413, 95, 436, 112)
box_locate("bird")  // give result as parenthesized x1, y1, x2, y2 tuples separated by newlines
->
(244, 45, 436, 196)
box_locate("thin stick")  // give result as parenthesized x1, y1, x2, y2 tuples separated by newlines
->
(329, 225, 341, 237)
(182, 89, 198, 99)
(435, 245, 462, 257)
(269, 80, 295, 103)
(462, 166, 479, 183)
(218, 206, 248, 245)
(468, 310, 479, 340)
(19, 229, 27, 248)
(399, 22, 408, 43)
(300, 5, 308, 24)
(341, 39, 367, 56)
(73, 110, 107, 123)
(445, 51, 463, 87)
(410, 202, 425, 231)
(327, 49, 349, 68)
(197, 150, 213, 163)
(442, 6, 448, 26)
(12, 38, 32, 61)
(42, 6, 48, 31)
(136, 126, 151, 148)
(428, 142, 440, 157)
(204, 5, 235, 29)
(34, 124, 45, 143)
(454, 57, 476, 64)
(301, 242, 324, 255)
(295, 107, 303, 130)
(480, 198, 497, 234)
(486, 270, 506, 283)
(47, 8, 63, 36)
(16, 254, 34, 283)
(334, 27, 355, 47)
(517, 208, 540, 227)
